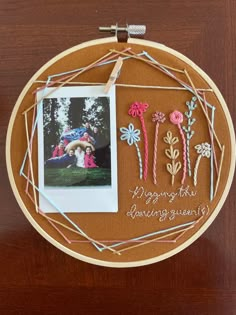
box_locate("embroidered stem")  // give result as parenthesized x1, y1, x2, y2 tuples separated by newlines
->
(194, 143, 211, 187)
(171, 155, 175, 185)
(120, 123, 142, 180)
(134, 141, 143, 180)
(152, 111, 165, 185)
(128, 102, 149, 180)
(153, 122, 159, 184)
(186, 138, 191, 176)
(182, 96, 197, 176)
(193, 154, 202, 186)
(140, 115, 148, 180)
(178, 124, 187, 185)
(164, 131, 181, 186)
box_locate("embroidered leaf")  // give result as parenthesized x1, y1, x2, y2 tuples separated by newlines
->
(187, 131, 195, 140)
(164, 131, 182, 183)
(164, 131, 173, 144)
(165, 149, 172, 159)
(172, 164, 178, 175)
(170, 161, 181, 175)
(171, 137, 179, 145)
(167, 131, 172, 138)
(165, 146, 178, 159)
(163, 137, 169, 144)
(189, 118, 196, 126)
(175, 161, 182, 174)
(173, 149, 179, 159)
(166, 163, 173, 174)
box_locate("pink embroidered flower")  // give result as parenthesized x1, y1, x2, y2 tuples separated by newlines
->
(169, 110, 183, 125)
(169, 110, 186, 185)
(128, 102, 149, 117)
(128, 101, 149, 180)
(152, 111, 166, 123)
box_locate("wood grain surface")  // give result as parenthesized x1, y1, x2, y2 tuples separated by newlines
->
(0, 0, 236, 314)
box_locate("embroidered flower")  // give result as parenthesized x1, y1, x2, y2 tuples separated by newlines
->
(195, 143, 211, 158)
(128, 102, 149, 117)
(193, 142, 211, 186)
(120, 123, 143, 179)
(128, 101, 149, 180)
(152, 111, 166, 123)
(169, 110, 183, 125)
(169, 110, 186, 184)
(120, 123, 140, 146)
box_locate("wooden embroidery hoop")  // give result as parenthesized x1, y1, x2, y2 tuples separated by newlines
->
(6, 29, 236, 268)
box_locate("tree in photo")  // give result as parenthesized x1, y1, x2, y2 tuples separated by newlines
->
(83, 97, 110, 141)
(67, 97, 85, 129)
(43, 98, 63, 160)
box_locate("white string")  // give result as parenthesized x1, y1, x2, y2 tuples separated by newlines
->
(34, 80, 213, 92)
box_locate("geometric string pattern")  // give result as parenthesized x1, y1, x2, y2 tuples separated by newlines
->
(20, 48, 224, 256)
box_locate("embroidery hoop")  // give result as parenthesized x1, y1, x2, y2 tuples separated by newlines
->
(6, 28, 236, 267)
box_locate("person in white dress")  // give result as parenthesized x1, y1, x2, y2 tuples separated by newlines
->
(75, 146, 85, 168)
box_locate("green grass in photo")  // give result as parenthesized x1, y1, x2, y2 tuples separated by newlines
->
(44, 167, 111, 187)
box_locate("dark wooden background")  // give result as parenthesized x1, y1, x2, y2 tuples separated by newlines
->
(0, 0, 235, 314)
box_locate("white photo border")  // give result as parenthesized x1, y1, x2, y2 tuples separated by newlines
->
(37, 85, 118, 213)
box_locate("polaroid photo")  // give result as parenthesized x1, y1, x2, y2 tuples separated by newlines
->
(37, 85, 118, 213)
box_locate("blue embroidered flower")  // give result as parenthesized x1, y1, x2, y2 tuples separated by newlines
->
(120, 123, 140, 146)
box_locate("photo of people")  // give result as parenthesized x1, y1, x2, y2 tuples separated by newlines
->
(43, 96, 111, 187)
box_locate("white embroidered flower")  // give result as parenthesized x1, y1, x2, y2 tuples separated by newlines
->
(120, 123, 140, 146)
(194, 142, 211, 158)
